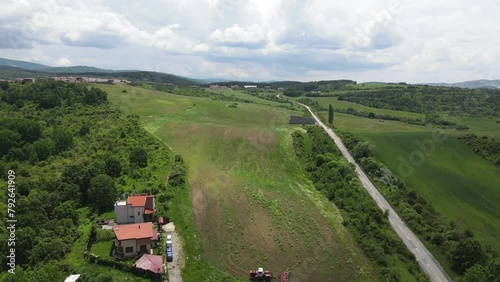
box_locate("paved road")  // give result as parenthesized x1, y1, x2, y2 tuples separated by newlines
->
(299, 102, 451, 282)
(163, 222, 185, 282)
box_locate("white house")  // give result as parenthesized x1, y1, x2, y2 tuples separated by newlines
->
(244, 85, 257, 89)
(114, 195, 156, 224)
(113, 222, 158, 258)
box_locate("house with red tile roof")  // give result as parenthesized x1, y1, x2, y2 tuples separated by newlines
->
(133, 254, 163, 274)
(113, 222, 158, 258)
(114, 194, 156, 224)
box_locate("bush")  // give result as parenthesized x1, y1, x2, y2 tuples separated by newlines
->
(129, 147, 148, 168)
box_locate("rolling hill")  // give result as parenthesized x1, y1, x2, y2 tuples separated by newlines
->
(0, 57, 198, 85)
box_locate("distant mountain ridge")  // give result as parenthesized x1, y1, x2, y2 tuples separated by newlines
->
(422, 80, 500, 89)
(1, 57, 499, 88)
(0, 57, 48, 71)
(0, 57, 197, 85)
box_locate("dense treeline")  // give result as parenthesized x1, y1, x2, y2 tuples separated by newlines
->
(0, 81, 171, 281)
(458, 134, 500, 166)
(207, 79, 356, 91)
(337, 131, 499, 280)
(282, 80, 356, 97)
(292, 127, 428, 281)
(339, 86, 500, 117)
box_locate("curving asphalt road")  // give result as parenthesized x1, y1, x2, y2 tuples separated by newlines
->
(298, 102, 452, 282)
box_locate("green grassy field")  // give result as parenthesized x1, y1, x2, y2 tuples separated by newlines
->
(298, 96, 425, 120)
(98, 84, 378, 281)
(206, 88, 297, 109)
(328, 111, 500, 252)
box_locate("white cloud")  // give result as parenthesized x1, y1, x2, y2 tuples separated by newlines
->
(0, 0, 498, 82)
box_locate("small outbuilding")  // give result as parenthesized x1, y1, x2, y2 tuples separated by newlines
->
(134, 254, 163, 275)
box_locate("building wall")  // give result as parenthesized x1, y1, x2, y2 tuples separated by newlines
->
(136, 238, 152, 253)
(116, 239, 137, 257)
(133, 207, 145, 223)
(114, 204, 129, 224)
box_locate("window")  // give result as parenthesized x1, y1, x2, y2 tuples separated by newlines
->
(140, 245, 147, 252)
(138, 211, 140, 216)
(125, 246, 133, 253)
(129, 215, 134, 218)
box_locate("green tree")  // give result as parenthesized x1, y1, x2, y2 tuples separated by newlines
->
(353, 141, 374, 160)
(88, 174, 116, 213)
(328, 104, 334, 124)
(463, 264, 488, 282)
(38, 94, 61, 109)
(450, 237, 487, 274)
(0, 128, 21, 156)
(52, 127, 73, 153)
(53, 201, 79, 225)
(0, 81, 9, 90)
(79, 124, 90, 136)
(105, 155, 122, 177)
(129, 147, 148, 167)
(32, 138, 55, 161)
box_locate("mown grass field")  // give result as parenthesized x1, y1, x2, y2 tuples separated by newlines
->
(98, 84, 378, 281)
(327, 111, 500, 253)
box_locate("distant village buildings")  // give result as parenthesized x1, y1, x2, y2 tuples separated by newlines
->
(0, 76, 131, 84)
(51, 76, 130, 84)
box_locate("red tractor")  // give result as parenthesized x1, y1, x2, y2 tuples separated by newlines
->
(249, 267, 272, 282)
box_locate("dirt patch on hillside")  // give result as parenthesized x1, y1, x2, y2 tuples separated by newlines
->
(173, 124, 276, 149)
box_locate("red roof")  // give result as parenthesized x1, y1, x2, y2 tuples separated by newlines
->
(134, 254, 163, 274)
(143, 208, 156, 214)
(127, 195, 155, 209)
(127, 195, 148, 207)
(113, 222, 153, 241)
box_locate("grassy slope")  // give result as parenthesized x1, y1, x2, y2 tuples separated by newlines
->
(98, 84, 377, 281)
(330, 112, 500, 252)
(299, 96, 425, 120)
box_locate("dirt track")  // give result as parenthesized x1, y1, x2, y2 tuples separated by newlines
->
(163, 222, 185, 282)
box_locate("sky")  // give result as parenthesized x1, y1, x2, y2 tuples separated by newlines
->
(0, 0, 499, 83)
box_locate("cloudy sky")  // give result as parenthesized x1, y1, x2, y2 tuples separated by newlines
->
(0, 0, 498, 83)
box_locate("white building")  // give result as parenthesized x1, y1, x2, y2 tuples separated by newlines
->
(114, 195, 156, 224)
(113, 222, 158, 258)
(243, 85, 257, 89)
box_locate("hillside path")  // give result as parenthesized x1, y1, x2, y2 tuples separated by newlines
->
(298, 102, 452, 282)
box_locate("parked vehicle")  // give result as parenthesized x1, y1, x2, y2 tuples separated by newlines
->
(166, 250, 173, 262)
(166, 234, 172, 248)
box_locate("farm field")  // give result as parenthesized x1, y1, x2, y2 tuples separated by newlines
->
(327, 111, 500, 252)
(98, 84, 378, 281)
(302, 96, 425, 120)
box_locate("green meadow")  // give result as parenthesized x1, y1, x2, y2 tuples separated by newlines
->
(98, 84, 378, 281)
(316, 109, 500, 252)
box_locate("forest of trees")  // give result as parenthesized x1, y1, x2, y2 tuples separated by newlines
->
(292, 127, 428, 281)
(338, 86, 500, 117)
(0, 81, 172, 281)
(337, 130, 499, 280)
